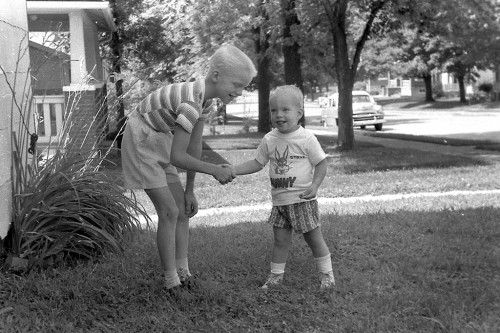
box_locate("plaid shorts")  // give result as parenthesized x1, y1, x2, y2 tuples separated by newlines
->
(268, 200, 320, 234)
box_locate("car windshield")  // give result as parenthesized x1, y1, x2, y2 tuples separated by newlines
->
(352, 95, 371, 103)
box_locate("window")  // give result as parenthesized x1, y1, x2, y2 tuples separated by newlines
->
(352, 95, 371, 103)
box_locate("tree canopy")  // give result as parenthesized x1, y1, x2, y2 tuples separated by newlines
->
(113, 0, 500, 150)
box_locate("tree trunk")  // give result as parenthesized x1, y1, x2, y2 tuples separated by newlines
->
(254, 1, 271, 133)
(457, 75, 467, 103)
(331, 2, 354, 151)
(423, 73, 434, 102)
(256, 53, 271, 133)
(280, 0, 305, 126)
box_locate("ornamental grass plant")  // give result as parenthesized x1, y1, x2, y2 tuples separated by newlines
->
(1, 35, 148, 271)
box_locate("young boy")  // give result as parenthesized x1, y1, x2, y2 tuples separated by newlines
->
(121, 44, 257, 292)
(231, 85, 335, 290)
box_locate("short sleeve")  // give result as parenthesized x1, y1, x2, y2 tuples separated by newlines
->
(307, 135, 327, 166)
(175, 101, 202, 133)
(255, 137, 270, 166)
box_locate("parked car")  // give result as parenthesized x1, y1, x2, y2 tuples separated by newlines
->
(321, 91, 385, 131)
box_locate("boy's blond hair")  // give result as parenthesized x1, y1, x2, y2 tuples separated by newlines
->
(269, 85, 304, 110)
(208, 44, 257, 79)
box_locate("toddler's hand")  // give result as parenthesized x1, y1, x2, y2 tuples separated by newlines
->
(213, 164, 235, 185)
(300, 186, 318, 200)
(221, 164, 236, 178)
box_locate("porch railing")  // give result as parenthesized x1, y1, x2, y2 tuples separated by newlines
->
(32, 95, 65, 144)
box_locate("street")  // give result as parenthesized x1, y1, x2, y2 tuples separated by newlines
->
(226, 97, 500, 143)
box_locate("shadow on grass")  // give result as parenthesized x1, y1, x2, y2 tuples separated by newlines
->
(4, 204, 497, 331)
(364, 131, 500, 151)
(198, 132, 490, 175)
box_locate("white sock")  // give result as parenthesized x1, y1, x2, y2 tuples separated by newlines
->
(315, 254, 333, 274)
(164, 269, 181, 289)
(270, 262, 286, 275)
(176, 258, 191, 276)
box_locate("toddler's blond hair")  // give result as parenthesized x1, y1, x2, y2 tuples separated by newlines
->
(269, 85, 304, 110)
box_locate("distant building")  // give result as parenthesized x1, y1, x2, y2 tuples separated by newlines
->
(367, 73, 426, 99)
(367, 67, 500, 101)
(433, 68, 500, 100)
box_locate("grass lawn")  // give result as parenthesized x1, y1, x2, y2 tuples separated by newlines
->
(1, 118, 499, 332)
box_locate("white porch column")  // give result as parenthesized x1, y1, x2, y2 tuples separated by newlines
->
(68, 10, 103, 85)
(0, 1, 32, 239)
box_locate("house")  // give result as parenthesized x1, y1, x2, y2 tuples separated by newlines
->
(367, 73, 427, 99)
(26, 0, 115, 149)
(433, 68, 500, 100)
(28, 41, 71, 144)
(368, 67, 500, 101)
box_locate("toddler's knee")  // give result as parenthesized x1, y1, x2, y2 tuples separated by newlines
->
(273, 236, 290, 249)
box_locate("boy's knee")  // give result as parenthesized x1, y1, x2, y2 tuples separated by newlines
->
(157, 205, 180, 221)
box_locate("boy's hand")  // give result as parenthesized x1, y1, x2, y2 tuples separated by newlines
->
(299, 185, 319, 200)
(184, 191, 198, 218)
(213, 164, 235, 184)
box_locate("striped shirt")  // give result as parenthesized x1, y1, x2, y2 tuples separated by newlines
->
(135, 79, 215, 134)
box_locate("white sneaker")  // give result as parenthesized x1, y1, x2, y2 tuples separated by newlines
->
(261, 273, 284, 289)
(319, 272, 336, 289)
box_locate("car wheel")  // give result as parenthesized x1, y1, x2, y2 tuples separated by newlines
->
(360, 125, 366, 130)
(375, 123, 383, 131)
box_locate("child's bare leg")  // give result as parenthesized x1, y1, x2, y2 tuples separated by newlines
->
(145, 186, 180, 288)
(271, 227, 293, 263)
(262, 227, 293, 288)
(168, 182, 191, 279)
(303, 227, 329, 258)
(303, 227, 335, 288)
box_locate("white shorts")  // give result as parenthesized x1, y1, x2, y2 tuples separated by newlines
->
(121, 112, 180, 189)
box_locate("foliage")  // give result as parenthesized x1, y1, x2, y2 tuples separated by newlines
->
(112, 0, 185, 82)
(6, 148, 147, 272)
(478, 82, 494, 93)
(362, 0, 500, 102)
(112, 0, 500, 148)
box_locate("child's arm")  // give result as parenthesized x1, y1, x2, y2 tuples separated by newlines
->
(183, 120, 204, 217)
(171, 124, 234, 184)
(234, 159, 264, 175)
(300, 158, 327, 200)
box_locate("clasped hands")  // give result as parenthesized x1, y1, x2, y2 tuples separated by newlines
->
(213, 164, 236, 185)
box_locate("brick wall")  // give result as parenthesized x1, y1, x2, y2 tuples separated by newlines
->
(64, 86, 108, 154)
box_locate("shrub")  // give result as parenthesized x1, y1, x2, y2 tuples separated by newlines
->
(5, 148, 148, 271)
(478, 82, 493, 93)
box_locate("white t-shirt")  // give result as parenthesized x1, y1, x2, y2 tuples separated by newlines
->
(255, 126, 327, 206)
